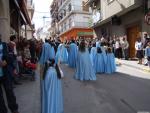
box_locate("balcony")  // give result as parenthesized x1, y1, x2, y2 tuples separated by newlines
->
(73, 21, 90, 28)
(60, 21, 90, 33)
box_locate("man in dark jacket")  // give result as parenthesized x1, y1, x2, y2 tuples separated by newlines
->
(0, 34, 19, 113)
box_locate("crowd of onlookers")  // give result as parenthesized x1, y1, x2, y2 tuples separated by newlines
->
(0, 34, 44, 113)
(81, 33, 150, 66)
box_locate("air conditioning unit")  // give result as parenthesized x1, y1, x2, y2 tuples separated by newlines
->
(111, 15, 121, 25)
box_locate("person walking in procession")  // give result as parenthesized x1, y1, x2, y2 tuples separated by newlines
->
(75, 40, 96, 81)
(42, 59, 63, 113)
(68, 40, 78, 68)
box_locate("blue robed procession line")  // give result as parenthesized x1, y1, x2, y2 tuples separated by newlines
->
(68, 43, 78, 68)
(42, 67, 63, 113)
(39, 42, 51, 65)
(75, 49, 96, 81)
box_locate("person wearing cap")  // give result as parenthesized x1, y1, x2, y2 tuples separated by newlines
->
(0, 34, 19, 113)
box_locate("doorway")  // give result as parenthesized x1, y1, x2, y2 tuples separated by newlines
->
(127, 25, 140, 58)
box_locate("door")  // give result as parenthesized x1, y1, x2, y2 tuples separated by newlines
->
(127, 26, 140, 58)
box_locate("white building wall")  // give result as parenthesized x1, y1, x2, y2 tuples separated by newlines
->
(100, 0, 142, 20)
(27, 30, 33, 39)
(58, 0, 92, 34)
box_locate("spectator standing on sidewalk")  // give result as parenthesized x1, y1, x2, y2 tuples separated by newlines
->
(0, 34, 19, 113)
(115, 38, 122, 59)
(29, 38, 36, 63)
(121, 36, 129, 60)
(143, 33, 150, 65)
(145, 42, 150, 69)
(8, 35, 21, 85)
(135, 38, 144, 64)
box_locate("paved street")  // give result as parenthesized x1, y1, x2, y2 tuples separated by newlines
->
(13, 72, 41, 113)
(62, 65, 150, 113)
(13, 64, 150, 113)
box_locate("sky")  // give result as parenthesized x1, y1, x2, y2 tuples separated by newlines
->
(33, 0, 53, 29)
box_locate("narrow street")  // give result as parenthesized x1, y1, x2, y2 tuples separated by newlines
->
(13, 64, 150, 113)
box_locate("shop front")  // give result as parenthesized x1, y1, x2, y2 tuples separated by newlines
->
(60, 28, 93, 42)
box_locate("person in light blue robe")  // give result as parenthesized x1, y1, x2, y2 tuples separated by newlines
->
(75, 40, 96, 81)
(101, 44, 107, 72)
(68, 40, 78, 68)
(94, 47, 105, 73)
(90, 43, 97, 66)
(55, 44, 62, 64)
(96, 40, 100, 47)
(39, 40, 51, 65)
(61, 44, 68, 64)
(42, 59, 63, 113)
(50, 45, 55, 59)
(55, 44, 68, 64)
(105, 47, 116, 74)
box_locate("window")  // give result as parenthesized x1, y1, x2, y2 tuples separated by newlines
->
(64, 22, 66, 31)
(63, 10, 66, 16)
(68, 4, 72, 12)
(107, 0, 114, 4)
(69, 18, 72, 28)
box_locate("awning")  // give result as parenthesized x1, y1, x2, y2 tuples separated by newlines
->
(13, 0, 31, 26)
(19, 0, 31, 26)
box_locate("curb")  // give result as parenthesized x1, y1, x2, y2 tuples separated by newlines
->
(121, 62, 150, 73)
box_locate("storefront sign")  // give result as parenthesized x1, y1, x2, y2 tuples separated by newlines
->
(77, 32, 93, 36)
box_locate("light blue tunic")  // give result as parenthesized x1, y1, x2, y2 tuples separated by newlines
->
(55, 44, 68, 64)
(145, 47, 150, 57)
(42, 67, 63, 113)
(90, 47, 97, 66)
(105, 53, 116, 74)
(61, 45, 68, 64)
(75, 49, 96, 81)
(94, 52, 105, 73)
(39, 42, 51, 65)
(68, 43, 78, 68)
(50, 46, 55, 59)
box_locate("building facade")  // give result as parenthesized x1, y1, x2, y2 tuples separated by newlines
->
(0, 0, 31, 42)
(21, 0, 35, 39)
(26, 0, 35, 39)
(87, 0, 150, 58)
(50, 0, 59, 38)
(50, 0, 93, 41)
